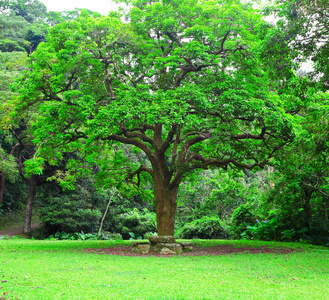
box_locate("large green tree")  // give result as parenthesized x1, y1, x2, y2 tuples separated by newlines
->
(13, 0, 294, 236)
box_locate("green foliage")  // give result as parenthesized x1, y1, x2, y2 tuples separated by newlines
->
(9, 0, 47, 24)
(10, 1, 296, 236)
(0, 1, 49, 53)
(176, 216, 229, 239)
(1, 179, 27, 211)
(231, 203, 256, 238)
(177, 169, 253, 227)
(238, 207, 329, 246)
(100, 232, 123, 241)
(50, 231, 97, 240)
(242, 218, 279, 241)
(143, 231, 157, 239)
(128, 231, 142, 240)
(38, 193, 102, 234)
(0, 147, 18, 182)
(270, 0, 329, 89)
(115, 208, 156, 239)
(0, 14, 30, 52)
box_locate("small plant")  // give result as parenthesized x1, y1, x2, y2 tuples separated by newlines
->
(128, 232, 142, 240)
(11, 235, 23, 239)
(143, 231, 158, 239)
(242, 218, 278, 241)
(47, 231, 98, 240)
(281, 228, 296, 241)
(97, 231, 123, 240)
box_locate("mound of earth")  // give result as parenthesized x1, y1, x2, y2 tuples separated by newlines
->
(84, 244, 299, 257)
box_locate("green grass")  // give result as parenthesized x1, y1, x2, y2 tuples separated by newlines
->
(0, 239, 328, 300)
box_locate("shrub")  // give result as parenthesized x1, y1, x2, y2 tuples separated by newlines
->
(176, 216, 229, 239)
(38, 195, 102, 234)
(231, 203, 256, 238)
(241, 218, 279, 241)
(115, 208, 156, 239)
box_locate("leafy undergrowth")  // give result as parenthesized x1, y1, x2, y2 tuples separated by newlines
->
(0, 209, 39, 231)
(0, 209, 25, 230)
(0, 239, 328, 299)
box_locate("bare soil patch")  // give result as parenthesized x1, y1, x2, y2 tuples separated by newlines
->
(84, 244, 300, 257)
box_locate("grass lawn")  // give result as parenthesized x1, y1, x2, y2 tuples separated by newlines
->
(0, 239, 328, 300)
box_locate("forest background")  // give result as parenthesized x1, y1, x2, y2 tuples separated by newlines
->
(0, 0, 328, 246)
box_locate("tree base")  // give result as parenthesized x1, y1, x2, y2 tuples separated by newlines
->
(131, 236, 193, 254)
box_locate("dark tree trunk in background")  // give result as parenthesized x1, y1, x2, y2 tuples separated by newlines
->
(303, 189, 313, 230)
(23, 176, 37, 234)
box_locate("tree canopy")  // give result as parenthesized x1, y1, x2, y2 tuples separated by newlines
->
(11, 0, 297, 236)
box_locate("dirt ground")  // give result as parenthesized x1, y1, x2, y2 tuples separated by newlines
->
(84, 244, 300, 257)
(0, 226, 300, 256)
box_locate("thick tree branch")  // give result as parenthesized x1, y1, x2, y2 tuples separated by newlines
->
(120, 126, 157, 150)
(177, 132, 212, 165)
(159, 124, 177, 154)
(103, 134, 156, 163)
(232, 127, 267, 141)
(170, 125, 181, 168)
(125, 164, 154, 186)
(154, 124, 162, 148)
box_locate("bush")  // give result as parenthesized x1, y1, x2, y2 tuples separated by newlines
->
(176, 216, 229, 239)
(115, 208, 156, 239)
(38, 195, 102, 234)
(231, 203, 256, 238)
(241, 218, 279, 241)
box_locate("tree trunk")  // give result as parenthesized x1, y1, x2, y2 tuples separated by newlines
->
(153, 178, 178, 236)
(23, 177, 37, 234)
(303, 189, 312, 230)
(0, 173, 5, 205)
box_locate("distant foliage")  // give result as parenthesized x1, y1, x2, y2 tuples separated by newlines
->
(176, 216, 229, 239)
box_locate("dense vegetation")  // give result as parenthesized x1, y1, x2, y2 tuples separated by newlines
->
(0, 0, 328, 246)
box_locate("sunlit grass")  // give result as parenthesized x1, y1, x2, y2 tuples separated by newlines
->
(0, 239, 328, 299)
